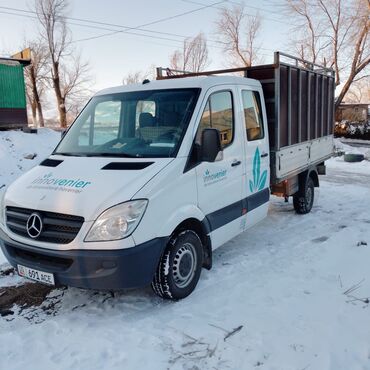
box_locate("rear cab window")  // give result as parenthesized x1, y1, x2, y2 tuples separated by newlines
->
(241, 90, 264, 141)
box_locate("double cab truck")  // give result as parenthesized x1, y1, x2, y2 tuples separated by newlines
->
(0, 52, 335, 299)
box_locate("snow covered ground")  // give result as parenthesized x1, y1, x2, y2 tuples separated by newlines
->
(1, 130, 370, 370)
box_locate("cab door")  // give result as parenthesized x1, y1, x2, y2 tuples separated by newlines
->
(239, 88, 270, 230)
(195, 87, 244, 249)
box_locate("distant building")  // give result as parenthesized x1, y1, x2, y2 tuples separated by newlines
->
(335, 103, 369, 123)
(0, 57, 30, 130)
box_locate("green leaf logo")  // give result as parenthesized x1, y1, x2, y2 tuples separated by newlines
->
(250, 147, 267, 192)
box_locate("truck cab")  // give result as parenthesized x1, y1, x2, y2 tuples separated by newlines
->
(0, 53, 334, 299)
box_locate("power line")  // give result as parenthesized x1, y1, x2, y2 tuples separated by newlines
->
(0, 5, 195, 41)
(0, 8, 222, 50)
(180, 0, 296, 26)
(0, 3, 231, 49)
(72, 0, 228, 43)
(0, 0, 227, 42)
(0, 10, 180, 45)
(0, 2, 229, 44)
(0, 4, 274, 58)
(0, 4, 276, 54)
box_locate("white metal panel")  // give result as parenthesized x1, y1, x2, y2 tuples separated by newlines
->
(274, 135, 333, 180)
(4, 156, 173, 222)
(210, 216, 245, 250)
(133, 157, 200, 245)
(275, 142, 310, 179)
(310, 135, 334, 163)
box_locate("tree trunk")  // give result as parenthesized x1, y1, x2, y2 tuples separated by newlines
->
(335, 19, 370, 112)
(36, 99, 45, 128)
(30, 66, 45, 128)
(52, 62, 67, 128)
(30, 100, 37, 126)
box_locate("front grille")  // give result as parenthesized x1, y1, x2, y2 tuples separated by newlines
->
(6, 206, 84, 244)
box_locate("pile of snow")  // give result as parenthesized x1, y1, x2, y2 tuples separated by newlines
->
(0, 128, 60, 264)
(0, 132, 369, 369)
(0, 128, 60, 190)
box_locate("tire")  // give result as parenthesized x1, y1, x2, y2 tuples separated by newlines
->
(344, 153, 364, 163)
(151, 230, 203, 300)
(293, 176, 314, 214)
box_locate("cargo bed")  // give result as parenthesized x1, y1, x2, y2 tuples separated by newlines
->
(245, 52, 335, 183)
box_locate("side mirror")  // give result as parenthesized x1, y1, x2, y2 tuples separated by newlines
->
(201, 128, 222, 162)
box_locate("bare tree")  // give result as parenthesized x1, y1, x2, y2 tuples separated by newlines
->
(216, 5, 262, 67)
(345, 78, 370, 103)
(335, 0, 369, 108)
(122, 65, 156, 85)
(63, 56, 91, 122)
(286, 0, 328, 64)
(35, 0, 90, 127)
(123, 71, 147, 85)
(169, 33, 209, 72)
(286, 0, 370, 110)
(24, 40, 49, 127)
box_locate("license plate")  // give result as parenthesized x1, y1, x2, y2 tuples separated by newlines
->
(17, 264, 55, 286)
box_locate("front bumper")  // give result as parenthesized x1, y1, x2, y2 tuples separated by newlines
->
(0, 227, 168, 290)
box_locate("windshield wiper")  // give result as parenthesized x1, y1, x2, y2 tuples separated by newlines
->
(92, 152, 143, 158)
(54, 152, 85, 157)
(54, 152, 143, 158)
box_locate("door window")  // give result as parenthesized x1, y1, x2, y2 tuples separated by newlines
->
(242, 91, 264, 141)
(196, 91, 234, 148)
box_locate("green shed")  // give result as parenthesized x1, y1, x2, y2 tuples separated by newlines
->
(0, 57, 30, 130)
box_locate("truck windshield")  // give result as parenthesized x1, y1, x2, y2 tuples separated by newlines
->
(54, 88, 200, 158)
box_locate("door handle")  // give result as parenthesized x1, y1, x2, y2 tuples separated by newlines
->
(231, 160, 241, 167)
(261, 153, 269, 158)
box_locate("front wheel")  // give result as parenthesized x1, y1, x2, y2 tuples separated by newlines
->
(293, 176, 314, 214)
(151, 230, 203, 300)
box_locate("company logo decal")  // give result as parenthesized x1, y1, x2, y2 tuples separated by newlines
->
(26, 213, 43, 238)
(203, 168, 227, 186)
(27, 173, 92, 194)
(249, 147, 267, 193)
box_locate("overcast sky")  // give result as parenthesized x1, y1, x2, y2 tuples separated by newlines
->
(0, 0, 292, 91)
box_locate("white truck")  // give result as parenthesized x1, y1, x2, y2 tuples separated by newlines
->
(0, 52, 334, 299)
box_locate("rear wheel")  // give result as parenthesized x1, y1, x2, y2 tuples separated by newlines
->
(293, 176, 314, 214)
(151, 230, 203, 300)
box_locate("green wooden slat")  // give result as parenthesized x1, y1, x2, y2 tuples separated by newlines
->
(0, 64, 27, 109)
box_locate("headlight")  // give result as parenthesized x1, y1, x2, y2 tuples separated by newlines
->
(85, 199, 148, 242)
(0, 191, 6, 227)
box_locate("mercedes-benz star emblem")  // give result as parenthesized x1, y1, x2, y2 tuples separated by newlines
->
(26, 213, 43, 239)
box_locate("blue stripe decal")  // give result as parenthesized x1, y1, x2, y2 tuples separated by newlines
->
(206, 188, 270, 232)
